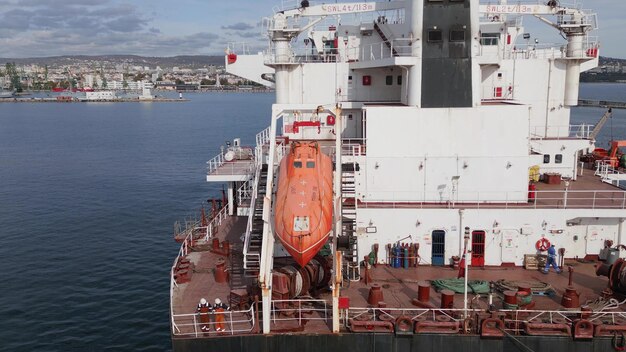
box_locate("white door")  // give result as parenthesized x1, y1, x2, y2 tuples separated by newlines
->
(585, 225, 604, 256)
(501, 230, 519, 264)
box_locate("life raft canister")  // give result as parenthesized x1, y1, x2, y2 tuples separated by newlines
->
(536, 238, 551, 252)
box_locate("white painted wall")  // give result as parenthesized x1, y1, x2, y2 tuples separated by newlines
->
(361, 105, 529, 202)
(530, 139, 590, 179)
(355, 208, 625, 266)
(483, 59, 571, 138)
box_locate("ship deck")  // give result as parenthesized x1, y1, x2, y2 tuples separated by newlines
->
(171, 210, 625, 338)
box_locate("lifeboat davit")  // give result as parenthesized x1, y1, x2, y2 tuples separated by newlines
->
(274, 142, 333, 267)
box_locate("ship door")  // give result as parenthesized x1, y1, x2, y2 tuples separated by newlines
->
(471, 231, 485, 267)
(431, 230, 446, 266)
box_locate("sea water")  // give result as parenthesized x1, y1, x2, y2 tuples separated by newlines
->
(0, 92, 271, 351)
(0, 85, 624, 351)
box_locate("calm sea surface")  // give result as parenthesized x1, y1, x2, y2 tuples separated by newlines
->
(0, 92, 271, 351)
(0, 84, 624, 351)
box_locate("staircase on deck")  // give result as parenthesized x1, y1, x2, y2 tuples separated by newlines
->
(374, 22, 398, 57)
(243, 164, 268, 277)
(340, 162, 360, 280)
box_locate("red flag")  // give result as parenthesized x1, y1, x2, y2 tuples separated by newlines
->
(457, 250, 466, 279)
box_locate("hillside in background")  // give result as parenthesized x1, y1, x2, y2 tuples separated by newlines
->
(0, 55, 224, 69)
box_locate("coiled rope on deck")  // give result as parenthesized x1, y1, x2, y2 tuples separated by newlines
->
(584, 297, 626, 311)
(494, 279, 553, 295)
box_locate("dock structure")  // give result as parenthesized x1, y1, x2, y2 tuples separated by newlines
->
(0, 97, 188, 103)
(578, 99, 626, 109)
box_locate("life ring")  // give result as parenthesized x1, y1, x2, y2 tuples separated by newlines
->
(536, 238, 551, 252)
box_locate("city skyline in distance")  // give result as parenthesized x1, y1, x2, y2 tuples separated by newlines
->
(0, 0, 624, 59)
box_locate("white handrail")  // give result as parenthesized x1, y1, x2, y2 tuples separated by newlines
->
(205, 205, 229, 242)
(172, 305, 256, 337)
(206, 151, 226, 176)
(243, 164, 262, 269)
(357, 188, 626, 210)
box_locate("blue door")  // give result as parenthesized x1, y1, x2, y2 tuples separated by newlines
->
(431, 230, 446, 266)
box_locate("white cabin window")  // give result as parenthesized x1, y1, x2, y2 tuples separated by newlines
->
(543, 155, 550, 164)
(555, 154, 563, 164)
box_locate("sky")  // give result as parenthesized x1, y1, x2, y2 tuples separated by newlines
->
(0, 0, 623, 58)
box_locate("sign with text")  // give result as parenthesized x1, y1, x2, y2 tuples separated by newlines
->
(481, 4, 552, 15)
(321, 3, 375, 15)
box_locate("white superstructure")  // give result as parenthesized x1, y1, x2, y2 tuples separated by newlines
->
(218, 0, 625, 334)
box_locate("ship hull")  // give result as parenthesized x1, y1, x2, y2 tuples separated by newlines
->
(173, 333, 613, 352)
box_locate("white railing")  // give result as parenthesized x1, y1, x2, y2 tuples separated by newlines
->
(237, 178, 254, 206)
(341, 142, 366, 157)
(170, 218, 207, 329)
(352, 38, 413, 62)
(359, 189, 626, 209)
(529, 124, 593, 139)
(271, 299, 329, 325)
(346, 307, 474, 326)
(346, 306, 626, 333)
(256, 126, 271, 148)
(503, 37, 599, 60)
(206, 151, 226, 176)
(243, 164, 262, 270)
(227, 42, 253, 56)
(172, 305, 256, 337)
(501, 309, 626, 334)
(596, 160, 626, 187)
(205, 205, 229, 242)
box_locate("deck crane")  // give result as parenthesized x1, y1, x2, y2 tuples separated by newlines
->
(589, 109, 613, 141)
(480, 2, 598, 106)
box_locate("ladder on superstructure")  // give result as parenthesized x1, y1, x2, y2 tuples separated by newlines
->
(340, 162, 360, 280)
(243, 163, 268, 277)
(374, 22, 398, 57)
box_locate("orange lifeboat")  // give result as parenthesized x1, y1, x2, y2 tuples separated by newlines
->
(274, 142, 333, 267)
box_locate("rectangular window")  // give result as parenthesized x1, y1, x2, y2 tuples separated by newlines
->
(385, 75, 393, 85)
(450, 30, 465, 42)
(294, 161, 303, 168)
(397, 75, 402, 85)
(306, 161, 315, 168)
(427, 29, 443, 43)
(543, 154, 550, 164)
(480, 33, 499, 46)
(555, 154, 563, 164)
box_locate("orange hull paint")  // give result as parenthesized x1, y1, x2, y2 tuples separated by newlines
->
(274, 142, 333, 267)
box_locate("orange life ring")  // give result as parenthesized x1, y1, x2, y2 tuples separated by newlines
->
(536, 238, 551, 251)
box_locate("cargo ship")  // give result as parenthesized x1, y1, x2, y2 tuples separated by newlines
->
(170, 1, 626, 351)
